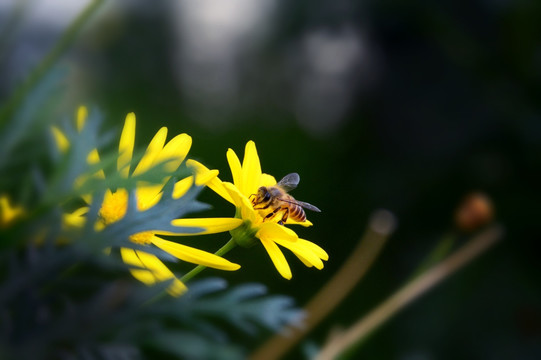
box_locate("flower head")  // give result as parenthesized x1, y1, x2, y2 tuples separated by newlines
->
(57, 107, 242, 295)
(193, 141, 328, 279)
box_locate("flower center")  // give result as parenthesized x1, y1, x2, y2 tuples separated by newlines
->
(129, 231, 154, 245)
(99, 189, 155, 245)
(99, 189, 128, 225)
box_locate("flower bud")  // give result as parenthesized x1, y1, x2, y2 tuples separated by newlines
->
(454, 192, 494, 232)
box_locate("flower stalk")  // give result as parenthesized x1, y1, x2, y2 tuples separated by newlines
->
(315, 225, 503, 360)
(180, 238, 238, 283)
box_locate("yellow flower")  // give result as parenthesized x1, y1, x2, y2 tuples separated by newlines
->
(57, 107, 242, 295)
(190, 141, 328, 280)
(0, 195, 25, 228)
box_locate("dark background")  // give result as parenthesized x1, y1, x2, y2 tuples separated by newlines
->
(1, 0, 540, 358)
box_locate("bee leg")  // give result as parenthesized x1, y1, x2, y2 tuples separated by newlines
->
(249, 194, 257, 205)
(263, 206, 282, 222)
(254, 203, 272, 210)
(278, 207, 289, 225)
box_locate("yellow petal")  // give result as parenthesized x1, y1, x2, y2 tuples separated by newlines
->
(63, 207, 88, 228)
(289, 251, 313, 268)
(196, 169, 219, 186)
(257, 222, 299, 243)
(120, 248, 186, 296)
(286, 218, 313, 227)
(223, 182, 256, 223)
(260, 173, 277, 187)
(298, 238, 329, 261)
(51, 126, 69, 152)
(74, 147, 105, 192)
(187, 160, 234, 204)
(136, 185, 163, 211)
(76, 106, 88, 132)
(82, 194, 92, 204)
(118, 113, 135, 177)
(208, 177, 235, 204)
(155, 133, 191, 173)
(139, 135, 191, 202)
(165, 217, 243, 235)
(133, 127, 168, 176)
(87, 149, 105, 179)
(120, 248, 160, 284)
(260, 238, 292, 280)
(187, 160, 219, 186)
(241, 141, 262, 197)
(273, 237, 324, 269)
(87, 149, 99, 165)
(171, 170, 220, 200)
(227, 148, 243, 190)
(172, 177, 194, 199)
(94, 221, 105, 232)
(0, 196, 25, 227)
(151, 236, 240, 270)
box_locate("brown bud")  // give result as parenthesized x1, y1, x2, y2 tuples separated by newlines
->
(454, 192, 494, 232)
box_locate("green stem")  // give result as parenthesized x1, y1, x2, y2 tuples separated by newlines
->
(0, 0, 104, 127)
(143, 238, 238, 306)
(409, 233, 456, 280)
(340, 233, 457, 357)
(180, 238, 237, 283)
(315, 225, 502, 360)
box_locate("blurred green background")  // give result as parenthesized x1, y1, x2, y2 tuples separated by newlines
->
(1, 0, 540, 358)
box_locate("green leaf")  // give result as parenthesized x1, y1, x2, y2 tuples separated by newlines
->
(147, 332, 244, 360)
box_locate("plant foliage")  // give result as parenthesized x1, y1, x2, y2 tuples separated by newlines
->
(0, 72, 303, 360)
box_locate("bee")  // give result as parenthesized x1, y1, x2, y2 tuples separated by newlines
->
(250, 173, 321, 225)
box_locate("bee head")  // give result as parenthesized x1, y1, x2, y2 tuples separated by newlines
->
(257, 186, 271, 202)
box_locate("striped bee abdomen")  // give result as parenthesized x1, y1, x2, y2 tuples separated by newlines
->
(286, 198, 306, 222)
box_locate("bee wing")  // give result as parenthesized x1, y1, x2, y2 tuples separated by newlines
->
(279, 198, 322, 212)
(296, 200, 321, 212)
(277, 173, 300, 192)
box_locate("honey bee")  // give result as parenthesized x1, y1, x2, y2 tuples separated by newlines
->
(250, 173, 321, 225)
